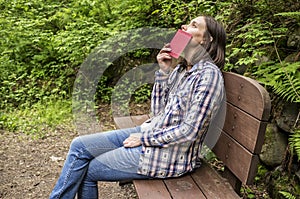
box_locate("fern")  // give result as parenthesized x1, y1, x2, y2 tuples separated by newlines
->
(289, 129, 300, 161)
(254, 61, 300, 103)
(279, 191, 296, 199)
(274, 12, 300, 24)
(225, 20, 276, 71)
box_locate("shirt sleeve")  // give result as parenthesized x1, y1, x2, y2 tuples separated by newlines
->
(150, 69, 170, 116)
(142, 67, 224, 147)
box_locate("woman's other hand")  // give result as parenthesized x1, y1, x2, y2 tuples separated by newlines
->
(123, 133, 142, 148)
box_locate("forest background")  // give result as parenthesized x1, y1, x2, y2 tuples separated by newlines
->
(0, 0, 299, 198)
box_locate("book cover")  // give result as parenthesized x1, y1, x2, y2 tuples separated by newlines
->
(169, 29, 193, 59)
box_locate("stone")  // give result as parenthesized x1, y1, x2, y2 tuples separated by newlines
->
(255, 55, 270, 66)
(275, 102, 300, 133)
(287, 27, 300, 49)
(260, 123, 288, 167)
(284, 52, 300, 63)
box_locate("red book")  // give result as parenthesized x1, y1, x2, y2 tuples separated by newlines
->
(169, 29, 193, 59)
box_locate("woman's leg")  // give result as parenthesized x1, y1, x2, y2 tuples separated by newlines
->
(77, 146, 150, 199)
(49, 127, 141, 199)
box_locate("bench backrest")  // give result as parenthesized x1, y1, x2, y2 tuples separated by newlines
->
(212, 72, 271, 186)
(114, 72, 271, 188)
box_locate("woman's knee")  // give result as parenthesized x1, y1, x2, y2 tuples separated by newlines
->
(69, 136, 84, 152)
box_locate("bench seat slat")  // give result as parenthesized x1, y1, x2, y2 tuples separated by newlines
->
(164, 175, 206, 199)
(191, 161, 240, 199)
(114, 116, 136, 129)
(133, 179, 172, 199)
(131, 115, 150, 126)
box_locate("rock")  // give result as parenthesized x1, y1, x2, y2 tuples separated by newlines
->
(260, 123, 288, 167)
(287, 27, 300, 49)
(228, 56, 248, 75)
(234, 64, 248, 75)
(284, 52, 300, 63)
(255, 55, 270, 66)
(275, 102, 300, 133)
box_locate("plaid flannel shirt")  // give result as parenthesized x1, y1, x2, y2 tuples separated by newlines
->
(137, 60, 225, 178)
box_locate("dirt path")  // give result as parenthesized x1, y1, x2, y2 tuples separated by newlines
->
(0, 129, 139, 199)
(0, 102, 151, 199)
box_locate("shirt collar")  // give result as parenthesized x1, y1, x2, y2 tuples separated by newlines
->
(186, 60, 205, 73)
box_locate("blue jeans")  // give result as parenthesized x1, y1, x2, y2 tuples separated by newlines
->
(49, 127, 150, 199)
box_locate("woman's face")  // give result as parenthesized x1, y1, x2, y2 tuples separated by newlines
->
(181, 16, 207, 47)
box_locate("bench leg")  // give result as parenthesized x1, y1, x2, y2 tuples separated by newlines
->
(223, 167, 242, 194)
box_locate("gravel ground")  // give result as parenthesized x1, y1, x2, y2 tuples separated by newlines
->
(0, 129, 139, 199)
(0, 102, 151, 199)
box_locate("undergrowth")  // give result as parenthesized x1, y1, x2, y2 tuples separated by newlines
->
(0, 99, 73, 138)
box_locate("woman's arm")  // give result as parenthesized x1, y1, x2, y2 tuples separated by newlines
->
(150, 70, 169, 116)
(142, 66, 224, 147)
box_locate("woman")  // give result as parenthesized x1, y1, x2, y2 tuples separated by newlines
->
(50, 15, 226, 199)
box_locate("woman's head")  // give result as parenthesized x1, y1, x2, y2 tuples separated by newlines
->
(181, 16, 226, 69)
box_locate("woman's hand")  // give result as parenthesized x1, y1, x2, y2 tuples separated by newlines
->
(123, 133, 142, 148)
(157, 43, 173, 73)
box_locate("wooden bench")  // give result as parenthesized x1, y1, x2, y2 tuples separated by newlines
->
(114, 72, 271, 199)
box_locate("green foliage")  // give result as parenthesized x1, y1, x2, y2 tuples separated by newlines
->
(241, 186, 256, 199)
(223, 1, 297, 71)
(108, 0, 155, 29)
(226, 21, 280, 70)
(241, 164, 271, 199)
(150, 0, 228, 28)
(254, 61, 300, 103)
(0, 99, 73, 137)
(111, 78, 152, 116)
(95, 76, 114, 103)
(219, 0, 299, 105)
(254, 164, 268, 183)
(274, 11, 300, 23)
(267, 164, 300, 199)
(134, 84, 152, 103)
(1, 0, 299, 137)
(279, 191, 296, 199)
(96, 78, 152, 104)
(289, 129, 300, 160)
(0, 0, 117, 111)
(0, 2, 299, 198)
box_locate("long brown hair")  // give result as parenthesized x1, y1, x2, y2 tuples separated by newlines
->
(203, 16, 226, 69)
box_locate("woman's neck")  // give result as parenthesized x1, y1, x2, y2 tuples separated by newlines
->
(184, 50, 194, 71)
(186, 64, 192, 71)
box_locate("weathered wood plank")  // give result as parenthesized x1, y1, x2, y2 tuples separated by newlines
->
(131, 115, 150, 126)
(212, 132, 259, 185)
(191, 161, 240, 199)
(223, 72, 271, 121)
(114, 116, 136, 129)
(164, 175, 206, 199)
(133, 180, 172, 199)
(222, 103, 267, 154)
